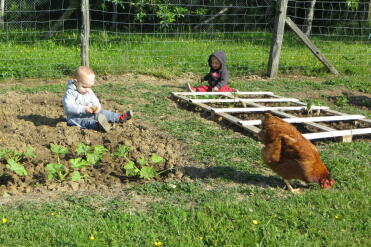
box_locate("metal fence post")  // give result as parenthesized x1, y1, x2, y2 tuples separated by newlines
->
(81, 0, 90, 67)
(267, 0, 288, 78)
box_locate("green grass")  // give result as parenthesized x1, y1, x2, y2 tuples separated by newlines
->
(0, 31, 370, 79)
(1, 75, 370, 246)
(1, 183, 369, 247)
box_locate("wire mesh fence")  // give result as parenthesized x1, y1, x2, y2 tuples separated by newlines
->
(286, 0, 371, 75)
(0, 0, 370, 79)
(89, 0, 274, 76)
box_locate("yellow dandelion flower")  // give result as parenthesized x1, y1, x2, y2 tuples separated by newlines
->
(2, 218, 8, 224)
(335, 215, 340, 219)
(89, 235, 95, 240)
(252, 220, 259, 225)
(154, 241, 163, 246)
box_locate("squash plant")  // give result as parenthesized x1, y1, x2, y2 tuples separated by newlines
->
(75, 142, 107, 166)
(46, 144, 69, 181)
(69, 143, 107, 181)
(113, 145, 163, 180)
(46, 143, 107, 182)
(0, 146, 35, 177)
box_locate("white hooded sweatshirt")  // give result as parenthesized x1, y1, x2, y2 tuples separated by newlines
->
(62, 80, 101, 120)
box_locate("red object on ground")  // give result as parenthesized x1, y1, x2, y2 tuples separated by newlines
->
(194, 85, 237, 92)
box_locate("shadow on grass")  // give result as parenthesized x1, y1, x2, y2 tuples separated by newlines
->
(18, 114, 65, 127)
(181, 166, 288, 189)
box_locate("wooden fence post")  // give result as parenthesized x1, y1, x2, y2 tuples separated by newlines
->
(81, 0, 90, 67)
(304, 0, 316, 37)
(267, 0, 288, 78)
(0, 0, 5, 29)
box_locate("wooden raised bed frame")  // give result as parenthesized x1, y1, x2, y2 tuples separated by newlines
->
(172, 91, 371, 142)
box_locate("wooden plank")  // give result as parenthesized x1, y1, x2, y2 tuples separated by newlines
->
(193, 102, 215, 111)
(213, 106, 329, 113)
(303, 128, 371, 140)
(277, 100, 371, 127)
(239, 115, 366, 126)
(190, 98, 300, 103)
(215, 112, 260, 134)
(269, 109, 336, 132)
(172, 94, 193, 103)
(244, 101, 337, 133)
(81, 0, 90, 66)
(192, 102, 262, 134)
(341, 135, 353, 143)
(285, 17, 339, 75)
(268, 0, 289, 77)
(241, 125, 261, 135)
(325, 108, 371, 124)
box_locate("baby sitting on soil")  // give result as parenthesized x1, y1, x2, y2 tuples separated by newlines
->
(62, 66, 132, 132)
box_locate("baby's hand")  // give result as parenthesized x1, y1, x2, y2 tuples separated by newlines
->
(212, 87, 219, 92)
(91, 105, 101, 113)
(85, 106, 95, 114)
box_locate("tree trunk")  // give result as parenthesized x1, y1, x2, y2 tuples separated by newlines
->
(304, 0, 316, 37)
(45, 0, 79, 38)
(0, 0, 5, 29)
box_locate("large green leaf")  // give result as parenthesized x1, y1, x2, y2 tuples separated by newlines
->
(6, 158, 28, 176)
(139, 166, 157, 180)
(75, 143, 91, 155)
(45, 163, 65, 180)
(50, 144, 68, 156)
(113, 145, 130, 157)
(71, 171, 83, 181)
(124, 161, 140, 177)
(150, 154, 164, 164)
(69, 158, 90, 169)
(137, 157, 147, 166)
(23, 146, 36, 159)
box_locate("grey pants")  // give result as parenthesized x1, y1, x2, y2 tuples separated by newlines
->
(67, 109, 120, 130)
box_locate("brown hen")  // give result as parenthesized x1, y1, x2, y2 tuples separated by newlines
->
(259, 113, 334, 192)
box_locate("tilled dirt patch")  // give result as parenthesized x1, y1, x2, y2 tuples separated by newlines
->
(0, 91, 187, 196)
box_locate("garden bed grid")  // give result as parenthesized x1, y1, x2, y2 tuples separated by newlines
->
(172, 91, 371, 142)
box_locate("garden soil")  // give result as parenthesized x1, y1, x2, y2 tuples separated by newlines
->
(0, 75, 193, 199)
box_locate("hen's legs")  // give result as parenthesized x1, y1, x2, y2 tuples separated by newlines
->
(284, 179, 301, 193)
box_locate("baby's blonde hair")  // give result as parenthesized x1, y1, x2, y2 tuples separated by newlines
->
(74, 66, 95, 85)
